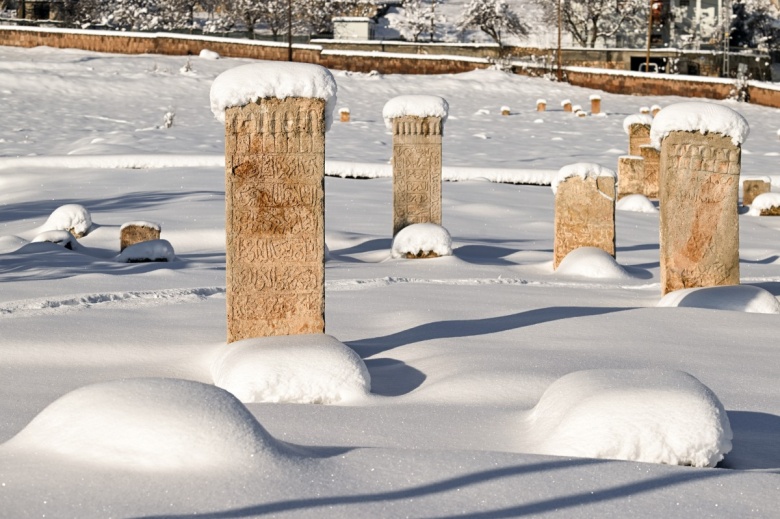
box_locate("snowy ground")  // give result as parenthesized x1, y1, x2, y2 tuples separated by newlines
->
(0, 46, 779, 518)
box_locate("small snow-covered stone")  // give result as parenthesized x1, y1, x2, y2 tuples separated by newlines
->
(116, 239, 175, 263)
(212, 334, 370, 404)
(382, 95, 449, 129)
(525, 369, 733, 468)
(560, 99, 571, 107)
(555, 247, 631, 279)
(650, 102, 750, 148)
(31, 230, 77, 250)
(747, 192, 780, 216)
(199, 49, 220, 60)
(658, 285, 780, 314)
(41, 204, 92, 238)
(5, 378, 291, 470)
(551, 162, 616, 194)
(622, 113, 654, 135)
(616, 194, 658, 213)
(391, 223, 453, 259)
(209, 62, 337, 130)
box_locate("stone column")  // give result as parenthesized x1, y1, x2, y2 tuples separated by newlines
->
(561, 100, 572, 113)
(590, 95, 601, 115)
(537, 99, 546, 112)
(638, 145, 660, 199)
(659, 132, 741, 294)
(224, 97, 326, 342)
(742, 179, 770, 206)
(392, 116, 443, 235)
(553, 172, 616, 269)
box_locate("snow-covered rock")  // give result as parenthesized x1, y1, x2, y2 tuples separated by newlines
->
(4, 378, 292, 470)
(622, 113, 653, 134)
(382, 95, 449, 129)
(616, 194, 657, 213)
(209, 62, 337, 130)
(551, 162, 616, 194)
(746, 192, 780, 216)
(40, 204, 92, 238)
(31, 230, 78, 250)
(116, 239, 175, 263)
(525, 369, 733, 468)
(650, 102, 750, 148)
(198, 49, 220, 60)
(212, 334, 371, 404)
(555, 247, 630, 280)
(657, 285, 780, 314)
(391, 223, 453, 259)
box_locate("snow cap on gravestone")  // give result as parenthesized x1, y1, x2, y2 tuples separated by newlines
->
(551, 163, 616, 194)
(382, 95, 449, 129)
(209, 61, 338, 131)
(650, 102, 749, 149)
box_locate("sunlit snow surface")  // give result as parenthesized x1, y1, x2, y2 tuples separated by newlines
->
(1, 46, 780, 518)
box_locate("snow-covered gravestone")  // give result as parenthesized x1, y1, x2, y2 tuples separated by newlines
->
(120, 221, 161, 251)
(561, 99, 572, 113)
(638, 144, 660, 199)
(536, 99, 546, 112)
(590, 94, 601, 115)
(742, 179, 770, 207)
(210, 62, 337, 343)
(383, 95, 448, 236)
(617, 114, 654, 199)
(624, 114, 653, 156)
(651, 102, 748, 295)
(552, 163, 617, 270)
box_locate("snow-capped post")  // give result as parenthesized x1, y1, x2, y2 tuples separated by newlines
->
(652, 102, 748, 295)
(536, 99, 546, 112)
(383, 95, 448, 236)
(210, 62, 337, 343)
(552, 163, 616, 270)
(120, 221, 161, 251)
(638, 145, 660, 199)
(501, 106, 510, 116)
(561, 99, 572, 113)
(640, 106, 650, 115)
(589, 94, 601, 115)
(339, 107, 350, 123)
(623, 114, 653, 156)
(651, 104, 662, 117)
(742, 179, 770, 207)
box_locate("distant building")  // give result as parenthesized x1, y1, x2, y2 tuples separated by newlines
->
(17, 0, 65, 21)
(333, 17, 376, 40)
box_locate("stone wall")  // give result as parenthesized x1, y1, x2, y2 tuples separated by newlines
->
(564, 69, 734, 101)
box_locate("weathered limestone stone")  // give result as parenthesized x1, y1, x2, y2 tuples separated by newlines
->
(120, 221, 161, 251)
(553, 176, 616, 269)
(759, 206, 780, 216)
(590, 96, 601, 115)
(537, 100, 546, 112)
(561, 100, 572, 112)
(628, 123, 651, 156)
(651, 105, 662, 117)
(391, 115, 443, 235)
(339, 108, 350, 122)
(617, 156, 645, 199)
(659, 131, 741, 294)
(742, 179, 770, 206)
(639, 145, 660, 199)
(576, 110, 587, 118)
(501, 106, 510, 116)
(224, 97, 326, 342)
(640, 106, 650, 114)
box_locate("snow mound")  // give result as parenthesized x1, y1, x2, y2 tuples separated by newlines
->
(116, 239, 175, 263)
(382, 95, 449, 129)
(622, 113, 653, 134)
(198, 49, 220, 60)
(657, 285, 780, 314)
(391, 223, 453, 259)
(650, 102, 750, 148)
(616, 194, 657, 213)
(31, 230, 77, 249)
(526, 369, 732, 468)
(212, 334, 371, 404)
(40, 204, 92, 238)
(746, 192, 780, 216)
(209, 62, 337, 130)
(555, 247, 630, 279)
(551, 162, 616, 194)
(5, 378, 291, 470)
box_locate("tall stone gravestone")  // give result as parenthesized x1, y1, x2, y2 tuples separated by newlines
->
(210, 62, 337, 343)
(742, 179, 770, 206)
(383, 95, 448, 236)
(553, 163, 617, 269)
(617, 114, 654, 199)
(651, 102, 749, 295)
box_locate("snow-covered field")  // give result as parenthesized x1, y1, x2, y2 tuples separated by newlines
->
(1, 46, 779, 518)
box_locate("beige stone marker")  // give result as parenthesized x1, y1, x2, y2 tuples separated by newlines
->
(561, 100, 572, 112)
(653, 102, 749, 295)
(623, 114, 653, 156)
(590, 95, 601, 115)
(616, 155, 645, 199)
(638, 145, 660, 199)
(537, 99, 546, 112)
(553, 164, 617, 269)
(501, 106, 511, 116)
(211, 62, 337, 342)
(339, 107, 350, 122)
(384, 95, 448, 236)
(742, 179, 770, 206)
(651, 105, 662, 117)
(120, 221, 161, 251)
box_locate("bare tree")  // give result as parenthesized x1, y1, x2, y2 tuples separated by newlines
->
(536, 0, 648, 48)
(457, 0, 528, 46)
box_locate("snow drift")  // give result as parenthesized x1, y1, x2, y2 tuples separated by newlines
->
(212, 334, 371, 404)
(657, 285, 780, 314)
(524, 369, 733, 467)
(391, 223, 453, 259)
(555, 247, 631, 279)
(3, 378, 292, 470)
